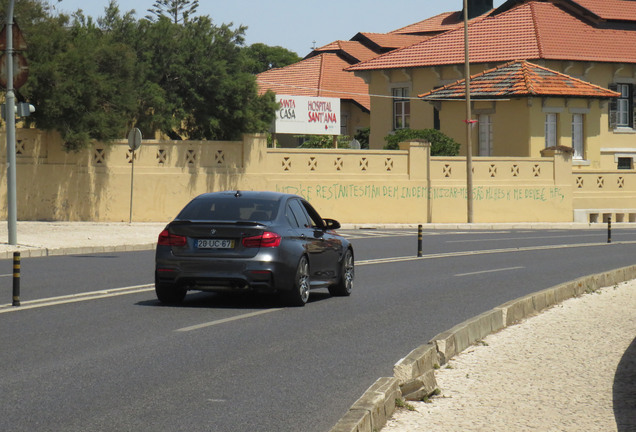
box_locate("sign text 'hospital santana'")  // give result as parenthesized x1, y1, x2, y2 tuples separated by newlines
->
(274, 95, 340, 135)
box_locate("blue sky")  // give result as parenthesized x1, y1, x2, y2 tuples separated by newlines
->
(51, 0, 507, 56)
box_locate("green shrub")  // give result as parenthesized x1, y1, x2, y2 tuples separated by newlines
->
(384, 129, 460, 156)
(354, 127, 370, 149)
(296, 135, 351, 149)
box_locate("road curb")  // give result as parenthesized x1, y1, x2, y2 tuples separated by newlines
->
(0, 243, 156, 259)
(329, 263, 636, 432)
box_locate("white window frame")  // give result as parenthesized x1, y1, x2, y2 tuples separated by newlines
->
(478, 114, 493, 156)
(545, 113, 558, 148)
(392, 87, 410, 130)
(571, 113, 584, 160)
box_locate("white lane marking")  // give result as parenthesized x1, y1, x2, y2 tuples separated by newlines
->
(342, 231, 416, 239)
(446, 233, 608, 243)
(455, 266, 524, 277)
(355, 240, 636, 266)
(0, 273, 12, 278)
(0, 284, 154, 313)
(175, 308, 283, 332)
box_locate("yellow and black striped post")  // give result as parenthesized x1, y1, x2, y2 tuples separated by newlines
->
(12, 252, 20, 306)
(417, 224, 423, 257)
(608, 216, 612, 244)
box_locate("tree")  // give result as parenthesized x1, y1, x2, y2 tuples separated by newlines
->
(146, 0, 199, 24)
(13, 1, 277, 150)
(384, 128, 460, 156)
(243, 43, 301, 74)
(19, 6, 139, 151)
(131, 15, 277, 141)
(0, 0, 51, 25)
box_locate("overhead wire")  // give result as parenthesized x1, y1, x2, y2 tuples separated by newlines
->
(255, 79, 423, 100)
(256, 79, 509, 102)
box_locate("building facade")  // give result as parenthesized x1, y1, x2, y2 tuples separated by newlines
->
(348, 0, 636, 171)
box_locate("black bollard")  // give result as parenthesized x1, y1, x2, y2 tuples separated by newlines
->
(608, 216, 612, 244)
(417, 224, 423, 257)
(12, 252, 20, 306)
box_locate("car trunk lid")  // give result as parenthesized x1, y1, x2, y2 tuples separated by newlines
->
(166, 220, 267, 258)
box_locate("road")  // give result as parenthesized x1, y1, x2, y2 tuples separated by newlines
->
(1, 228, 636, 432)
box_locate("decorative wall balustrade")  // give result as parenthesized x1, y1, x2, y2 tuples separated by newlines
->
(267, 149, 409, 176)
(2, 130, 635, 223)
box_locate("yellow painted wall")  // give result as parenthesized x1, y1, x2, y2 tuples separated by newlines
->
(434, 98, 533, 157)
(572, 168, 636, 222)
(340, 100, 370, 138)
(0, 130, 605, 224)
(366, 71, 394, 149)
(493, 99, 531, 156)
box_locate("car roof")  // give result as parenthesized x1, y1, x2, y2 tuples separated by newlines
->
(193, 191, 302, 202)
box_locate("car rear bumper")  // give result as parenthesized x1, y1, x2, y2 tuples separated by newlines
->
(155, 253, 294, 293)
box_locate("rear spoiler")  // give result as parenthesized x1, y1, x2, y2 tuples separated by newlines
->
(170, 220, 266, 227)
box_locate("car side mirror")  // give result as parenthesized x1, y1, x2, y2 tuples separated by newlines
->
(323, 219, 341, 230)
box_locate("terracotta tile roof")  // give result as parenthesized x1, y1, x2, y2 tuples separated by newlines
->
(348, 1, 636, 71)
(390, 10, 489, 36)
(390, 12, 464, 35)
(531, 2, 636, 62)
(351, 32, 429, 50)
(256, 53, 370, 111)
(310, 40, 378, 63)
(496, 0, 636, 22)
(418, 60, 621, 100)
(558, 0, 636, 22)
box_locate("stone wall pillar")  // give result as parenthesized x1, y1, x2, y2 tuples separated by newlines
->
(399, 139, 432, 222)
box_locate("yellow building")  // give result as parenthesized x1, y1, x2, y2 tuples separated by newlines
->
(348, 0, 636, 171)
(418, 61, 619, 163)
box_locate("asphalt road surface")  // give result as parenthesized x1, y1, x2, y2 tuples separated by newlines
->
(1, 228, 636, 432)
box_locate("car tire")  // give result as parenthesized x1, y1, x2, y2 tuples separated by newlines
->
(329, 248, 354, 297)
(155, 281, 187, 305)
(284, 255, 310, 307)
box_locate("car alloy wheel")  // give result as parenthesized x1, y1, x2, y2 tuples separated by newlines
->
(329, 248, 354, 297)
(286, 255, 310, 306)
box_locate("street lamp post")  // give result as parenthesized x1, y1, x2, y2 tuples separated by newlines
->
(5, 0, 17, 245)
(463, 0, 474, 224)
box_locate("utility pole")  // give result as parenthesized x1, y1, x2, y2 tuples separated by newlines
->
(463, 0, 474, 223)
(5, 0, 17, 244)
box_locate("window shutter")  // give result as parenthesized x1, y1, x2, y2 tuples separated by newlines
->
(631, 84, 636, 128)
(609, 83, 618, 129)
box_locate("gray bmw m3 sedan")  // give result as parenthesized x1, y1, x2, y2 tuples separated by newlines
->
(155, 190, 354, 306)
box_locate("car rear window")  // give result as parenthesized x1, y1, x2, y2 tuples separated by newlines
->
(177, 197, 279, 222)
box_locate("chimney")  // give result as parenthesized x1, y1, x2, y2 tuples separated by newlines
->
(461, 0, 494, 19)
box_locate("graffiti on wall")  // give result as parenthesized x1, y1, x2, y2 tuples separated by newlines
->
(275, 183, 566, 202)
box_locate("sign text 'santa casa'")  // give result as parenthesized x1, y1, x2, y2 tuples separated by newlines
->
(274, 95, 340, 135)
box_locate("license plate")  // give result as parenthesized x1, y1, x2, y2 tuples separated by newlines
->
(196, 239, 234, 249)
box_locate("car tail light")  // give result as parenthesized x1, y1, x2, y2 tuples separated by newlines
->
(242, 232, 281, 248)
(158, 229, 187, 247)
(156, 268, 176, 273)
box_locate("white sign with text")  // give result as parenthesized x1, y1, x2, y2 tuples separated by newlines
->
(274, 95, 340, 135)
